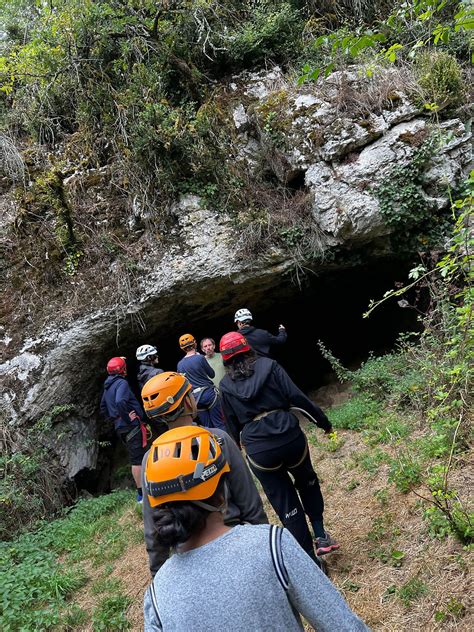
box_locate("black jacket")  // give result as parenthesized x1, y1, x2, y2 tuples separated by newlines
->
(137, 363, 164, 390)
(141, 427, 268, 576)
(239, 325, 287, 357)
(220, 357, 331, 455)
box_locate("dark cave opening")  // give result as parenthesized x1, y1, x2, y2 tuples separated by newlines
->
(76, 256, 422, 493)
(129, 260, 420, 392)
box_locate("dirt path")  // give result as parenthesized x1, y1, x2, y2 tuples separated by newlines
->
(75, 424, 472, 631)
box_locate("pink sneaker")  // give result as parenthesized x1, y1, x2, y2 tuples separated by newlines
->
(315, 532, 340, 556)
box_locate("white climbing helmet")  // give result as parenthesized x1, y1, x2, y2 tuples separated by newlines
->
(234, 308, 252, 323)
(136, 344, 158, 361)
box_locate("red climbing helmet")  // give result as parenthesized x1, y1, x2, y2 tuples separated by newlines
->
(219, 332, 251, 361)
(107, 356, 127, 375)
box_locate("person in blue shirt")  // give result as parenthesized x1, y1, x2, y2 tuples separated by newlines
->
(100, 356, 148, 502)
(176, 334, 226, 430)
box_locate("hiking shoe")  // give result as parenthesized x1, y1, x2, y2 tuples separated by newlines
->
(314, 532, 340, 556)
(136, 491, 143, 504)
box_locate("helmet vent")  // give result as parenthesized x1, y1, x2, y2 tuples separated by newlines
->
(153, 447, 159, 462)
(190, 437, 201, 460)
(208, 438, 217, 459)
(173, 442, 182, 458)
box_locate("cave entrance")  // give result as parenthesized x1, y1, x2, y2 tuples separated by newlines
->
(79, 256, 421, 493)
(127, 258, 419, 392)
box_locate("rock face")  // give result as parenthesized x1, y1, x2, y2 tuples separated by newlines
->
(232, 67, 472, 244)
(1, 68, 472, 482)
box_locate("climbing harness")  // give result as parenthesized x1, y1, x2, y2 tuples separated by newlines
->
(124, 419, 148, 448)
(252, 407, 321, 426)
(192, 386, 219, 412)
(246, 437, 308, 472)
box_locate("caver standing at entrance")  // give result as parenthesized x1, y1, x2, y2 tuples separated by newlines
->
(136, 344, 163, 390)
(234, 308, 287, 357)
(200, 337, 226, 388)
(100, 356, 148, 503)
(177, 334, 225, 430)
(219, 332, 340, 559)
(140, 371, 268, 576)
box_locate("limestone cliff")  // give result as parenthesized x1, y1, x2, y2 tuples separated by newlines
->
(1, 68, 471, 481)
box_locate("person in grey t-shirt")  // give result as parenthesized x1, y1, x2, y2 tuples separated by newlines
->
(140, 371, 267, 577)
(143, 425, 369, 632)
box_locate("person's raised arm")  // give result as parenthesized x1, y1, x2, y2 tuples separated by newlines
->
(264, 326, 287, 346)
(282, 529, 370, 631)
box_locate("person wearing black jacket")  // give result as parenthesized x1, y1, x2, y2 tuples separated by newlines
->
(136, 344, 164, 390)
(234, 308, 287, 357)
(219, 332, 340, 559)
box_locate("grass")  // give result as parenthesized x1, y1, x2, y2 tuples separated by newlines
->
(92, 594, 132, 631)
(352, 447, 389, 476)
(397, 577, 428, 606)
(0, 490, 134, 631)
(328, 394, 383, 431)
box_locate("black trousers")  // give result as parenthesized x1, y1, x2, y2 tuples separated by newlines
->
(247, 430, 324, 553)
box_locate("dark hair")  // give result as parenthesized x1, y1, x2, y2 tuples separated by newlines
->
(224, 350, 257, 381)
(153, 479, 226, 548)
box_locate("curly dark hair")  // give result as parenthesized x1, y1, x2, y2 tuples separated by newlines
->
(223, 349, 257, 380)
(153, 479, 226, 548)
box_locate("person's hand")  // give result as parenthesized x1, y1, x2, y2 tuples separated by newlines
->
(129, 410, 140, 422)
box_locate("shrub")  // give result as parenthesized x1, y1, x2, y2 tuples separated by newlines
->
(329, 395, 382, 430)
(388, 453, 422, 492)
(0, 405, 75, 539)
(416, 51, 464, 111)
(226, 2, 303, 66)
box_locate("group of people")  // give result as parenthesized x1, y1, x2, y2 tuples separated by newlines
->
(100, 309, 369, 630)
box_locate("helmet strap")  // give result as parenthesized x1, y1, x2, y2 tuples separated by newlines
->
(191, 482, 228, 514)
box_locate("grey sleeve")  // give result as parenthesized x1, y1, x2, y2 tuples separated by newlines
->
(222, 433, 268, 525)
(281, 530, 370, 632)
(144, 586, 162, 631)
(141, 453, 171, 577)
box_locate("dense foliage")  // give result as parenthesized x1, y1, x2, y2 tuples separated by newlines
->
(0, 1, 470, 210)
(325, 174, 473, 544)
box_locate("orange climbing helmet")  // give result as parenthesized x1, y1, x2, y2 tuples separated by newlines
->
(141, 371, 192, 421)
(179, 333, 196, 350)
(144, 426, 230, 507)
(106, 356, 127, 375)
(220, 331, 251, 361)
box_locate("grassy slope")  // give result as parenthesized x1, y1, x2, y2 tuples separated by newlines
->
(1, 386, 472, 631)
